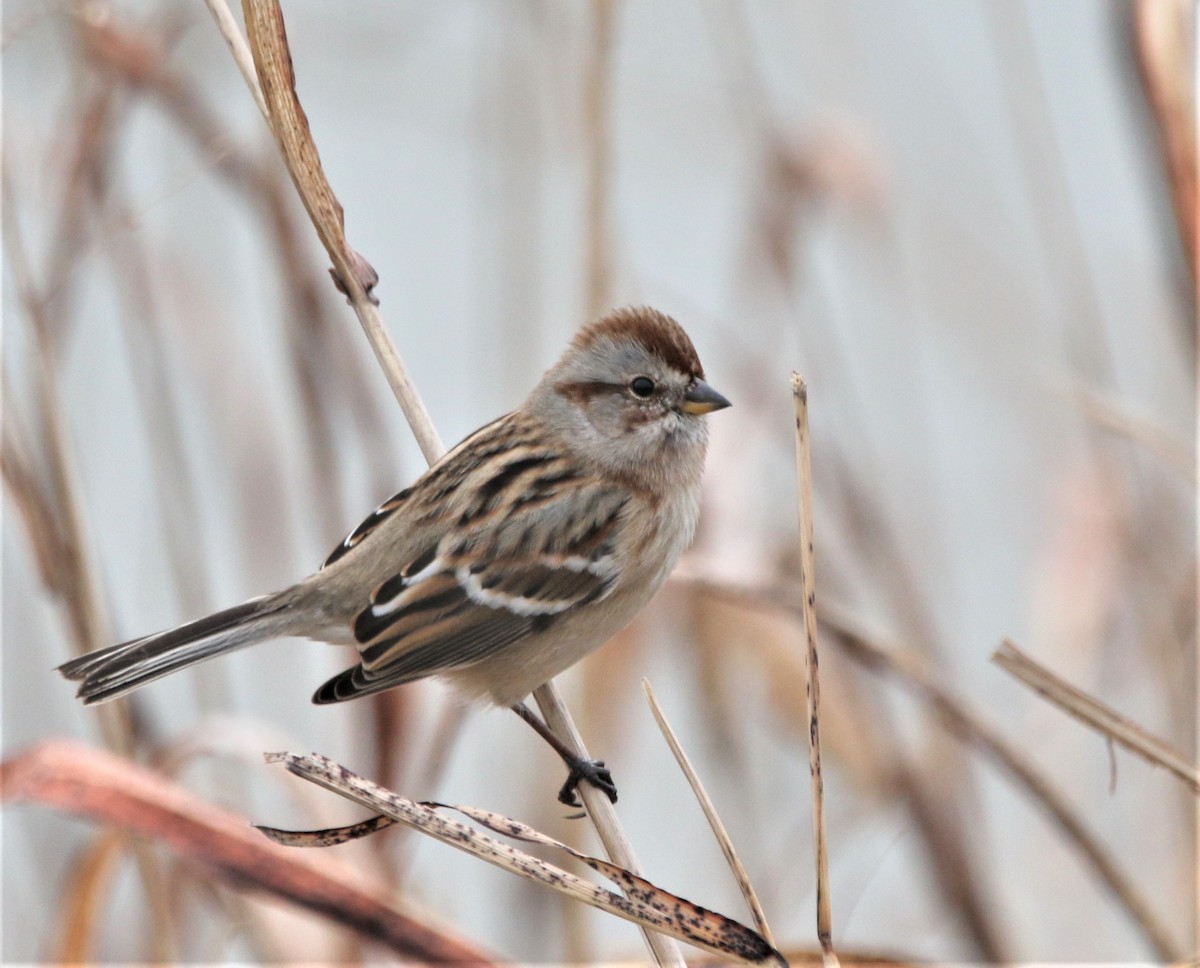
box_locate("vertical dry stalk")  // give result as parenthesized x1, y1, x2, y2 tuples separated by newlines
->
(677, 574, 1182, 961)
(2, 181, 123, 748)
(791, 373, 837, 966)
(3, 159, 180, 965)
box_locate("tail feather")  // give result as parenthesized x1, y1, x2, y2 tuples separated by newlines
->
(58, 594, 298, 705)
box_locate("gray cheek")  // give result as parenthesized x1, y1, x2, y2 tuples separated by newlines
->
(585, 399, 629, 439)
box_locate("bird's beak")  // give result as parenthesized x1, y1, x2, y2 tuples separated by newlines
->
(681, 379, 732, 415)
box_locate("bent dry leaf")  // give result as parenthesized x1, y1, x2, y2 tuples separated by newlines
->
(260, 751, 788, 968)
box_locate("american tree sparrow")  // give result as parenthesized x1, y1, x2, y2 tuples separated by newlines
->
(60, 307, 730, 805)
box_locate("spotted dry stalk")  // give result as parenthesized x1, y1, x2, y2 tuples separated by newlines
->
(791, 374, 838, 967)
(257, 751, 786, 967)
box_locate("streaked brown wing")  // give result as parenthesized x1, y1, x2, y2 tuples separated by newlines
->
(312, 478, 628, 705)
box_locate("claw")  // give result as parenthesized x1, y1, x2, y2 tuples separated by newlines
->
(557, 757, 618, 807)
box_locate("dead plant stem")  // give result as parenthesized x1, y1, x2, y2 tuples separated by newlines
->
(791, 374, 837, 966)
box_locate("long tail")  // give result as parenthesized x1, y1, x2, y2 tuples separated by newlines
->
(58, 592, 302, 705)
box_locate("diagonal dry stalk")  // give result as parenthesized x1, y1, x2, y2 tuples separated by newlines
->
(212, 2, 684, 961)
(643, 679, 776, 948)
(993, 639, 1200, 795)
(791, 374, 838, 967)
(1064, 382, 1195, 484)
(258, 752, 786, 967)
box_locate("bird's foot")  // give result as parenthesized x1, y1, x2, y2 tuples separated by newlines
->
(558, 757, 618, 808)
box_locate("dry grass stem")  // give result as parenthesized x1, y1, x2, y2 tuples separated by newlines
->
(2, 182, 114, 666)
(671, 572, 1181, 962)
(202, 0, 269, 121)
(993, 639, 1200, 795)
(642, 679, 777, 948)
(54, 830, 125, 963)
(4, 104, 183, 964)
(260, 751, 785, 967)
(791, 374, 837, 966)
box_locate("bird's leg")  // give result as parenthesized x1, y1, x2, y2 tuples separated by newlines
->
(510, 702, 618, 807)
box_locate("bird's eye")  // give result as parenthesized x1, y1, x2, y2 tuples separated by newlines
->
(630, 376, 656, 398)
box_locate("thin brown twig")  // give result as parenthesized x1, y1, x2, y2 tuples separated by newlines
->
(791, 374, 837, 967)
(643, 679, 776, 949)
(993, 639, 1200, 795)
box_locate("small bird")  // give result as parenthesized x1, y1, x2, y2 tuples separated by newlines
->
(59, 307, 730, 806)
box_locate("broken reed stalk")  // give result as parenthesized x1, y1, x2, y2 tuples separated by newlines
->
(218, 4, 681, 962)
(791, 373, 837, 967)
(993, 639, 1200, 795)
(643, 679, 776, 949)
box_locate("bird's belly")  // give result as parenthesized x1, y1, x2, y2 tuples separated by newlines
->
(442, 579, 658, 708)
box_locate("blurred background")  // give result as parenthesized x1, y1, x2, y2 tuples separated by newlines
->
(3, 0, 1195, 963)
